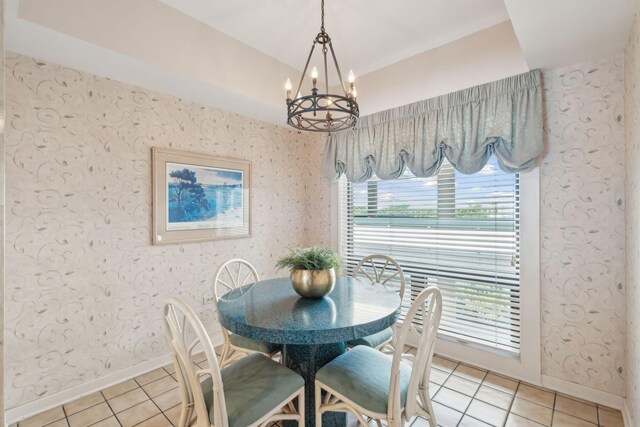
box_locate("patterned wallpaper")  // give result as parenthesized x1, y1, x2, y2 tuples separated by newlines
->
(625, 4, 640, 423)
(4, 53, 327, 409)
(0, 0, 5, 423)
(540, 55, 626, 396)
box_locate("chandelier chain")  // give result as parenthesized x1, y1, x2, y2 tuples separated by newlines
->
(320, 0, 325, 33)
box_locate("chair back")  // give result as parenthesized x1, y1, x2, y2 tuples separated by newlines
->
(352, 254, 406, 299)
(214, 259, 260, 301)
(164, 297, 228, 427)
(388, 287, 442, 420)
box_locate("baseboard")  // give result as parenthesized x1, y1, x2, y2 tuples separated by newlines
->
(5, 336, 223, 425)
(622, 399, 633, 427)
(541, 375, 624, 410)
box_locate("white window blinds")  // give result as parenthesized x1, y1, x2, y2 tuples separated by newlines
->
(340, 158, 521, 354)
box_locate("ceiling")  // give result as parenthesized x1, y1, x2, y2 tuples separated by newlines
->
(155, 0, 510, 77)
(504, 0, 638, 69)
(6, 0, 640, 127)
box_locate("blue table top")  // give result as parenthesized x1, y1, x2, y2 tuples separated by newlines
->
(216, 276, 401, 345)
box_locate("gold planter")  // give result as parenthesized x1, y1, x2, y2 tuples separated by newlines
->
(290, 268, 336, 298)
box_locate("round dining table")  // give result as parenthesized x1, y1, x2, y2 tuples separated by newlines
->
(216, 275, 401, 427)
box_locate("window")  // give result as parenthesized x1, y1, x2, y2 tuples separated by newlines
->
(339, 157, 521, 354)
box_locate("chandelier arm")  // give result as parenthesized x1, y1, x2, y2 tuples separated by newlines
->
(295, 42, 318, 97)
(323, 46, 329, 96)
(328, 42, 348, 95)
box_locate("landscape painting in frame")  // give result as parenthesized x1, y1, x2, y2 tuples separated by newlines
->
(152, 147, 251, 245)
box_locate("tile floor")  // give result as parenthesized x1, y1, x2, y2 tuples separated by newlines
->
(12, 350, 625, 427)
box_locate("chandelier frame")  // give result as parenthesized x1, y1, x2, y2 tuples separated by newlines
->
(286, 0, 359, 133)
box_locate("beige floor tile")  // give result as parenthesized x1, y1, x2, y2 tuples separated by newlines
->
(551, 411, 597, 427)
(116, 400, 160, 427)
(45, 420, 69, 427)
(90, 417, 120, 427)
(482, 373, 518, 395)
(433, 387, 472, 413)
(197, 359, 211, 370)
(432, 355, 459, 373)
(428, 383, 440, 399)
(465, 400, 507, 426)
(67, 402, 113, 427)
(64, 392, 105, 416)
(163, 405, 183, 427)
(108, 387, 150, 413)
(505, 413, 546, 427)
(453, 364, 487, 383)
(556, 393, 596, 407)
(554, 396, 597, 424)
(516, 384, 556, 408)
(136, 414, 173, 427)
(511, 397, 553, 426)
(429, 367, 449, 385)
(136, 368, 169, 386)
(443, 375, 481, 397)
(474, 385, 514, 410)
(19, 407, 66, 427)
(152, 387, 182, 412)
(163, 363, 176, 375)
(142, 375, 178, 398)
(597, 407, 625, 427)
(422, 402, 462, 427)
(191, 352, 207, 364)
(458, 415, 492, 427)
(101, 379, 139, 400)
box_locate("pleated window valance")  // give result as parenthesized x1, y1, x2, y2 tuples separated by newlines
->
(323, 70, 543, 182)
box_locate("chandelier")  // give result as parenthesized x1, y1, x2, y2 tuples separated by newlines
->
(285, 0, 359, 133)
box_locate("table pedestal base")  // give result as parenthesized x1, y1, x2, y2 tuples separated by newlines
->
(282, 342, 347, 427)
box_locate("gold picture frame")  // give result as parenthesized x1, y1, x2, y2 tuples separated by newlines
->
(151, 147, 251, 245)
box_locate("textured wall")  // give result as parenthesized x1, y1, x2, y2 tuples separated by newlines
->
(624, 3, 640, 423)
(540, 55, 626, 396)
(0, 0, 5, 423)
(4, 53, 327, 410)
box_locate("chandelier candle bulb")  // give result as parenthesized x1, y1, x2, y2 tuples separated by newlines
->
(285, 78, 292, 100)
(348, 70, 355, 83)
(311, 66, 319, 89)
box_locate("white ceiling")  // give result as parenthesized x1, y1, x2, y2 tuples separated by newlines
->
(504, 0, 638, 69)
(156, 0, 510, 77)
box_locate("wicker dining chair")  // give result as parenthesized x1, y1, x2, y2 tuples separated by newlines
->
(314, 286, 442, 427)
(214, 259, 281, 367)
(347, 254, 406, 351)
(163, 297, 305, 427)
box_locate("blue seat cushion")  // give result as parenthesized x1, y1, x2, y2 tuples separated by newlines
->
(201, 353, 304, 427)
(229, 333, 281, 354)
(347, 327, 393, 348)
(316, 345, 411, 414)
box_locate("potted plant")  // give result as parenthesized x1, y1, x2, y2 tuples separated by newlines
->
(276, 247, 341, 298)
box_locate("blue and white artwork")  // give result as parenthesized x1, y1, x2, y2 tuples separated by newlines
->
(166, 162, 244, 231)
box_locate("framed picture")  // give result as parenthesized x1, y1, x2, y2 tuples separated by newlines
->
(151, 147, 251, 245)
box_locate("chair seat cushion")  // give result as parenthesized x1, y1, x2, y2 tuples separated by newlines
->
(202, 353, 304, 427)
(316, 345, 411, 414)
(347, 327, 393, 348)
(229, 333, 281, 354)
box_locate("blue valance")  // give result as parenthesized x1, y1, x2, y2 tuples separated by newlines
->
(323, 70, 543, 182)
